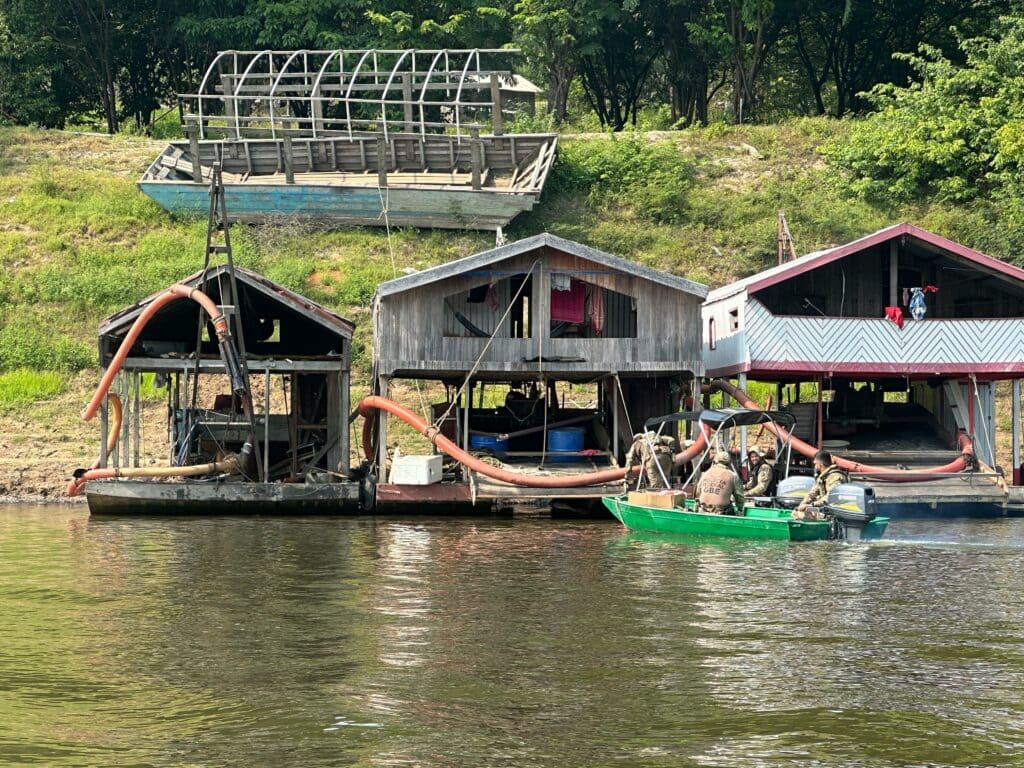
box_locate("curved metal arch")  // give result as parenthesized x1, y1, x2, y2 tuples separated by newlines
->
(195, 50, 238, 138)
(339, 49, 378, 139)
(264, 49, 307, 139)
(452, 49, 482, 140)
(309, 49, 354, 138)
(379, 49, 416, 141)
(418, 50, 450, 138)
(229, 50, 275, 139)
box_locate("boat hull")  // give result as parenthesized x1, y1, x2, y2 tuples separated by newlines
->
(138, 181, 536, 230)
(602, 496, 889, 542)
(85, 479, 362, 515)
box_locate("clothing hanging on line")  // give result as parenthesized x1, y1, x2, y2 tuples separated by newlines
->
(884, 306, 905, 330)
(551, 272, 572, 291)
(587, 285, 605, 335)
(551, 279, 585, 323)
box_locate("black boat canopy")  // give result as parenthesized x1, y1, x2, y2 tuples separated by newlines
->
(644, 407, 796, 430)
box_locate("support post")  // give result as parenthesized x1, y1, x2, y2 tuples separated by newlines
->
(610, 375, 619, 462)
(340, 368, 351, 475)
(816, 377, 823, 448)
(738, 372, 748, 459)
(889, 240, 899, 308)
(186, 116, 203, 183)
(132, 370, 140, 469)
(463, 382, 473, 452)
(1013, 380, 1021, 485)
(282, 133, 296, 184)
(376, 132, 388, 188)
(263, 368, 271, 483)
(490, 73, 503, 136)
(401, 73, 414, 132)
(99, 395, 109, 469)
(377, 376, 390, 476)
(470, 125, 482, 190)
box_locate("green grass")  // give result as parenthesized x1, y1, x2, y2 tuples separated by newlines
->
(0, 118, 1019, 415)
(0, 369, 64, 407)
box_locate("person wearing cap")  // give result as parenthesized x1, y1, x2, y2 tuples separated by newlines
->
(697, 450, 745, 514)
(793, 449, 847, 520)
(743, 448, 775, 497)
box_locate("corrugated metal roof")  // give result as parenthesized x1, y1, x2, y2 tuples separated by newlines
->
(705, 223, 1024, 304)
(374, 233, 709, 299)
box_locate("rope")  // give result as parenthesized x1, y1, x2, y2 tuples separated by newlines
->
(432, 258, 541, 431)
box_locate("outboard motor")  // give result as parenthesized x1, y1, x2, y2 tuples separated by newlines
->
(825, 482, 877, 541)
(774, 475, 814, 509)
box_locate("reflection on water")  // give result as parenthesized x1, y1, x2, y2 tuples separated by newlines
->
(1, 509, 1024, 767)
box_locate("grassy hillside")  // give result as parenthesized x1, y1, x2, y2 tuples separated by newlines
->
(0, 120, 1014, 497)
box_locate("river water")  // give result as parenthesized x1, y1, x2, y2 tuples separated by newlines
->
(2, 507, 1023, 767)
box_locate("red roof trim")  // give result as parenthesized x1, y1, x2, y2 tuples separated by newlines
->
(746, 359, 1024, 379)
(746, 223, 1024, 295)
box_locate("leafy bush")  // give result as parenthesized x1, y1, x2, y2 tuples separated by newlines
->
(0, 369, 63, 408)
(551, 135, 696, 224)
(825, 19, 1024, 204)
(0, 317, 93, 371)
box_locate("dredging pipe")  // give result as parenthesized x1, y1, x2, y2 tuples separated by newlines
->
(69, 283, 252, 497)
(710, 378, 975, 479)
(66, 393, 123, 497)
(357, 396, 708, 488)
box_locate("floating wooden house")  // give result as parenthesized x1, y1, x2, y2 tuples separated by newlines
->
(703, 223, 1024, 515)
(139, 49, 557, 231)
(84, 265, 360, 514)
(370, 233, 709, 510)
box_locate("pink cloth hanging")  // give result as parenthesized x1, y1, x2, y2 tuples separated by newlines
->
(551, 279, 585, 323)
(587, 285, 605, 335)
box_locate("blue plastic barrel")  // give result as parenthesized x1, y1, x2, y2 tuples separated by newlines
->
(547, 427, 584, 453)
(470, 434, 508, 452)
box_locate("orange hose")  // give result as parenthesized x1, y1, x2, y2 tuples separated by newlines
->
(357, 396, 707, 488)
(66, 394, 124, 497)
(711, 378, 974, 480)
(83, 284, 227, 422)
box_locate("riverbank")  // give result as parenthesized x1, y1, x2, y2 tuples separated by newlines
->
(1, 121, 1021, 499)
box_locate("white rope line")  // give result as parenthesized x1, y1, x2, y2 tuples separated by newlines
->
(433, 258, 542, 431)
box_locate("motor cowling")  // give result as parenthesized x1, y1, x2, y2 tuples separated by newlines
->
(774, 475, 814, 508)
(825, 482, 877, 540)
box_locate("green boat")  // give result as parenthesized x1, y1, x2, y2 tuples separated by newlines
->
(602, 496, 889, 542)
(606, 407, 889, 542)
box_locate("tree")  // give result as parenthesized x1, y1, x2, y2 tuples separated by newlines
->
(513, 0, 579, 122)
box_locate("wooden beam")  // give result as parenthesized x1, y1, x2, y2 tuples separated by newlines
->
(1014, 379, 1021, 485)
(470, 125, 482, 190)
(490, 73, 503, 135)
(282, 133, 295, 184)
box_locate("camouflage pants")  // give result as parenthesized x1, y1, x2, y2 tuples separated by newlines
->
(643, 453, 673, 489)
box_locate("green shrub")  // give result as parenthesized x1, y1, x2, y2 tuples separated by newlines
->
(551, 135, 696, 224)
(825, 19, 1024, 205)
(0, 317, 94, 371)
(0, 369, 64, 408)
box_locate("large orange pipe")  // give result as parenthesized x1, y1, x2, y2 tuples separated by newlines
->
(711, 378, 974, 479)
(71, 284, 243, 497)
(357, 396, 708, 488)
(82, 284, 227, 422)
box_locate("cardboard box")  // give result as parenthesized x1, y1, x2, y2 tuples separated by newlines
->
(390, 454, 443, 485)
(627, 490, 687, 509)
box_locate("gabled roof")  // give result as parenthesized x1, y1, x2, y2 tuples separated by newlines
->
(705, 223, 1024, 304)
(374, 233, 709, 299)
(99, 265, 354, 339)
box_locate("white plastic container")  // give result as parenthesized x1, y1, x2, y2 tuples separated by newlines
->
(389, 454, 443, 485)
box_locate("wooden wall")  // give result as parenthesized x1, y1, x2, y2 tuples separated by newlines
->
(374, 246, 703, 379)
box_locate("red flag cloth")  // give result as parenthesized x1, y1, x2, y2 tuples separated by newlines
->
(551, 279, 585, 323)
(923, 284, 938, 294)
(884, 306, 905, 330)
(587, 285, 605, 335)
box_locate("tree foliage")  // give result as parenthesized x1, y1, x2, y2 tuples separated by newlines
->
(0, 0, 1018, 132)
(825, 17, 1024, 205)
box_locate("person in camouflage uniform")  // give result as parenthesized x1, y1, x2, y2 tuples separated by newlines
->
(624, 431, 678, 489)
(793, 449, 848, 520)
(697, 451, 745, 514)
(743, 448, 775, 497)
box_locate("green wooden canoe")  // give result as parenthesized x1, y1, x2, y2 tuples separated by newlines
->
(601, 496, 889, 542)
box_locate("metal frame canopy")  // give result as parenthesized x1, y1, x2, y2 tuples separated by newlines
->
(643, 408, 797, 431)
(181, 48, 520, 141)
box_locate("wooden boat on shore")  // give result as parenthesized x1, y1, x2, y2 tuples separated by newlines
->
(604, 408, 889, 541)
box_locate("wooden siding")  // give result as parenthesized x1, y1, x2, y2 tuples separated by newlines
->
(375, 246, 703, 377)
(707, 298, 1024, 377)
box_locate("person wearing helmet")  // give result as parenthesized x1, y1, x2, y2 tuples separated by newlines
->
(697, 450, 745, 514)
